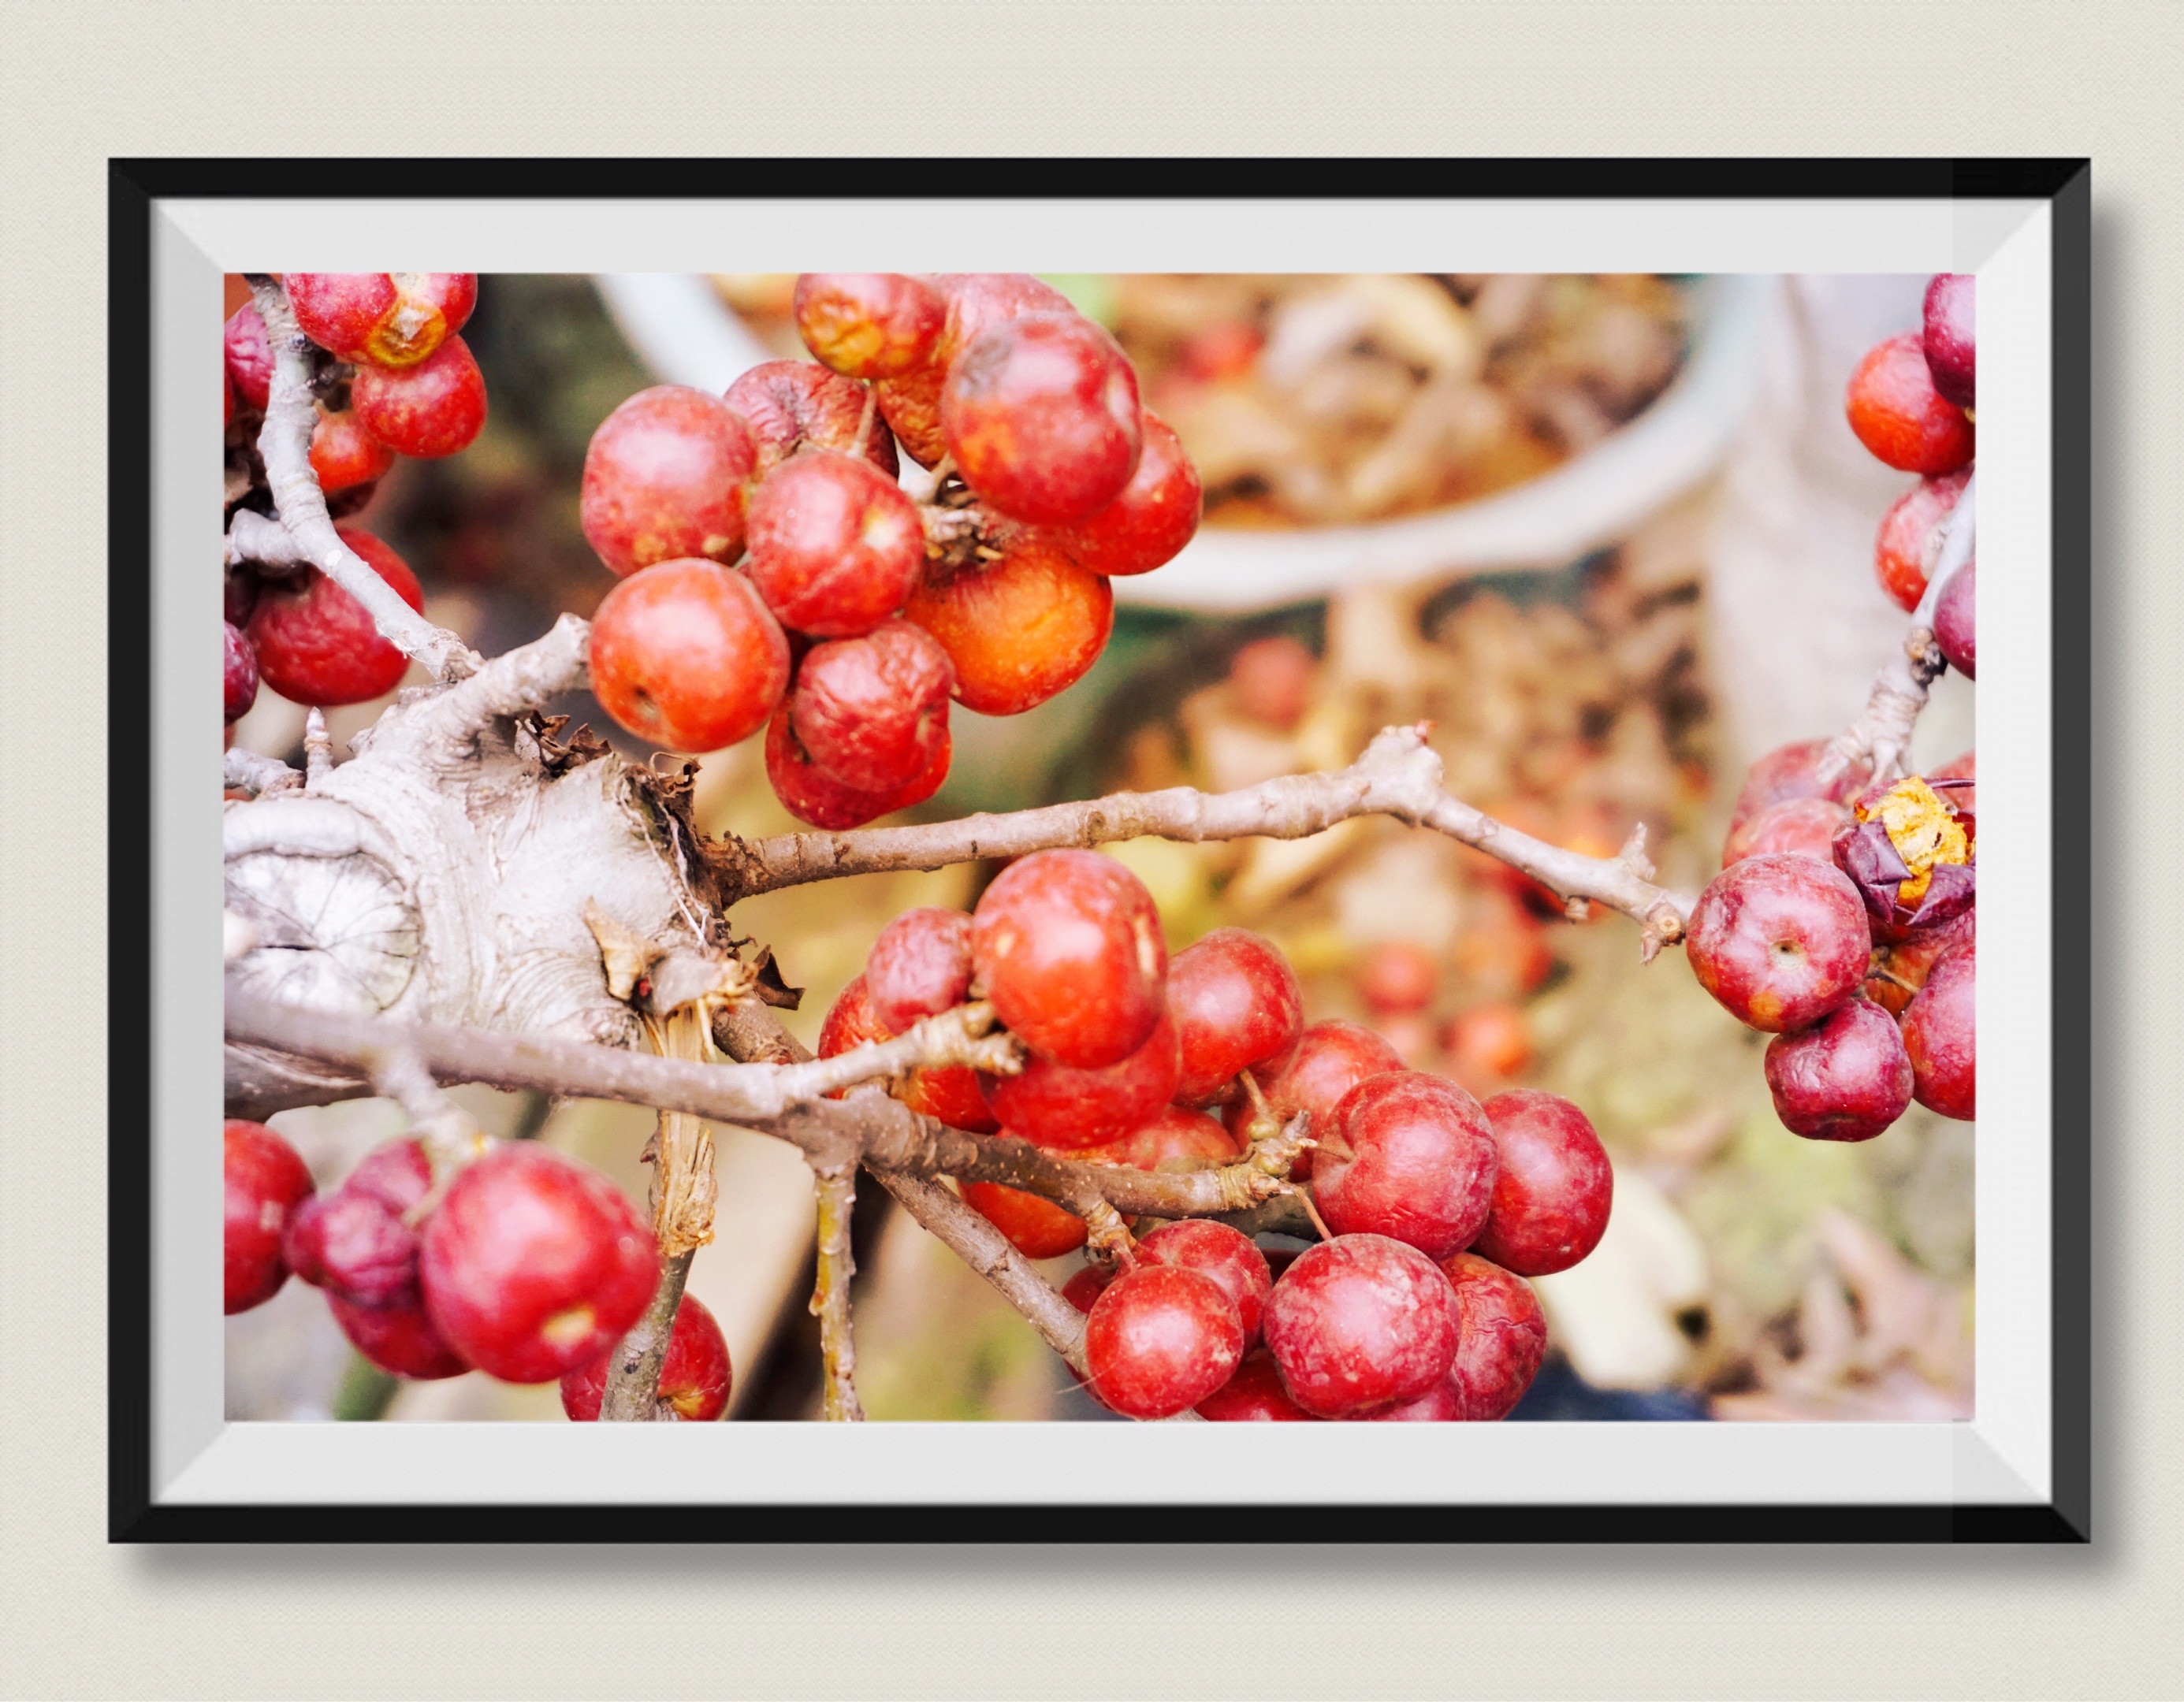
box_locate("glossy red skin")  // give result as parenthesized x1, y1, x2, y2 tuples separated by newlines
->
(1686, 853, 1873, 1032)
(871, 275, 1077, 466)
(959, 1182, 1088, 1259)
(1727, 739, 1874, 836)
(1137, 1219, 1271, 1341)
(794, 273, 946, 381)
(309, 406, 397, 495)
(904, 534, 1114, 716)
(745, 450, 923, 638)
(1866, 906, 1975, 1016)
(1061, 1264, 1112, 1315)
(225, 301, 273, 411)
(589, 559, 790, 752)
(971, 848, 1167, 1068)
(1262, 1233, 1461, 1418)
(865, 908, 976, 1034)
(1356, 939, 1437, 1014)
(1846, 331, 1975, 474)
(352, 334, 486, 459)
(281, 1137, 433, 1307)
(983, 1011, 1181, 1150)
(724, 359, 898, 478)
(1240, 1020, 1407, 1180)
(1721, 795, 1851, 869)
(765, 700, 949, 829)
(223, 1119, 315, 1314)
(1922, 273, 1976, 408)
(897, 1062, 1000, 1132)
(328, 1291, 469, 1381)
(789, 619, 953, 791)
(1166, 927, 1304, 1105)
(1764, 997, 1914, 1142)
(1901, 939, 1975, 1120)
(1934, 563, 1975, 679)
(223, 621, 259, 723)
(247, 527, 423, 706)
(418, 1144, 660, 1384)
(1873, 467, 1971, 611)
(873, 367, 951, 469)
(1443, 1003, 1533, 1091)
(817, 975, 890, 1082)
(1312, 1071, 1500, 1260)
(1091, 1104, 1241, 1172)
(287, 273, 476, 369)
(1194, 1348, 1319, 1420)
(559, 1294, 732, 1421)
(1083, 1263, 1245, 1419)
(943, 311, 1143, 526)
(1472, 1090, 1613, 1275)
(1227, 634, 1315, 730)
(1439, 1251, 1549, 1420)
(1356, 1379, 1466, 1420)
(1045, 411, 1200, 576)
(581, 385, 758, 576)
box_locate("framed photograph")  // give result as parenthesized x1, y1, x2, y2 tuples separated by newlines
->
(117, 158, 2087, 1541)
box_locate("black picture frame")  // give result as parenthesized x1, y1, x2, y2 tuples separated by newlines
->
(114, 157, 2090, 1543)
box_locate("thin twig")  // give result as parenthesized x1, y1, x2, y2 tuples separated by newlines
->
(600, 1250, 693, 1421)
(727, 723, 1696, 931)
(223, 746, 302, 797)
(809, 1161, 865, 1420)
(244, 276, 479, 684)
(303, 708, 334, 786)
(1821, 473, 1976, 786)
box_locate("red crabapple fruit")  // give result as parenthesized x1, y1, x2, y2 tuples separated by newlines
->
(1934, 563, 1975, 680)
(588, 559, 791, 752)
(794, 273, 947, 381)
(281, 1137, 432, 1307)
(1845, 331, 1974, 475)
(1684, 853, 1873, 1032)
(1900, 938, 1975, 1120)
(1082, 1263, 1244, 1420)
(418, 1143, 660, 1384)
(1136, 1219, 1272, 1341)
(1472, 1090, 1613, 1275)
(579, 385, 758, 576)
(1044, 411, 1201, 576)
(1442, 1002, 1534, 1091)
(943, 312, 1142, 526)
(1355, 939, 1438, 1015)
(958, 1183, 1088, 1260)
(559, 1293, 733, 1421)
(223, 621, 259, 723)
(286, 272, 477, 370)
(764, 700, 951, 829)
(787, 620, 954, 792)
(308, 404, 396, 496)
(1922, 273, 1976, 409)
(350, 333, 487, 459)
(1439, 1251, 1550, 1419)
(1235, 1019, 1406, 1177)
(1727, 739, 1874, 838)
(864, 907, 976, 1035)
(1261, 1233, 1461, 1418)
(1873, 467, 1971, 612)
(1721, 795, 1852, 869)
(1092, 1104, 1241, 1174)
(1763, 997, 1915, 1142)
(903, 533, 1114, 716)
(981, 1012, 1181, 1150)
(745, 449, 924, 638)
(328, 1291, 470, 1381)
(971, 848, 1167, 1069)
(247, 527, 424, 706)
(224, 1119, 315, 1315)
(817, 975, 890, 1079)
(1312, 1071, 1500, 1260)
(724, 359, 898, 478)
(225, 301, 273, 412)
(895, 1060, 999, 1133)
(1194, 1348, 1319, 1421)
(1166, 927, 1304, 1105)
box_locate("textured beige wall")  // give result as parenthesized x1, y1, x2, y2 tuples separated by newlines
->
(2, 5, 2174, 1696)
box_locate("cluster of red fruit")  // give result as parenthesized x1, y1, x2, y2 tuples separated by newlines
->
(579, 274, 1203, 829)
(222, 1120, 730, 1421)
(1855, 273, 1977, 678)
(815, 846, 1614, 1421)
(1698, 739, 1977, 1140)
(223, 273, 489, 724)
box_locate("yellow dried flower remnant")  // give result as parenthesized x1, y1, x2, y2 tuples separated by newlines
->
(1855, 777, 1970, 906)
